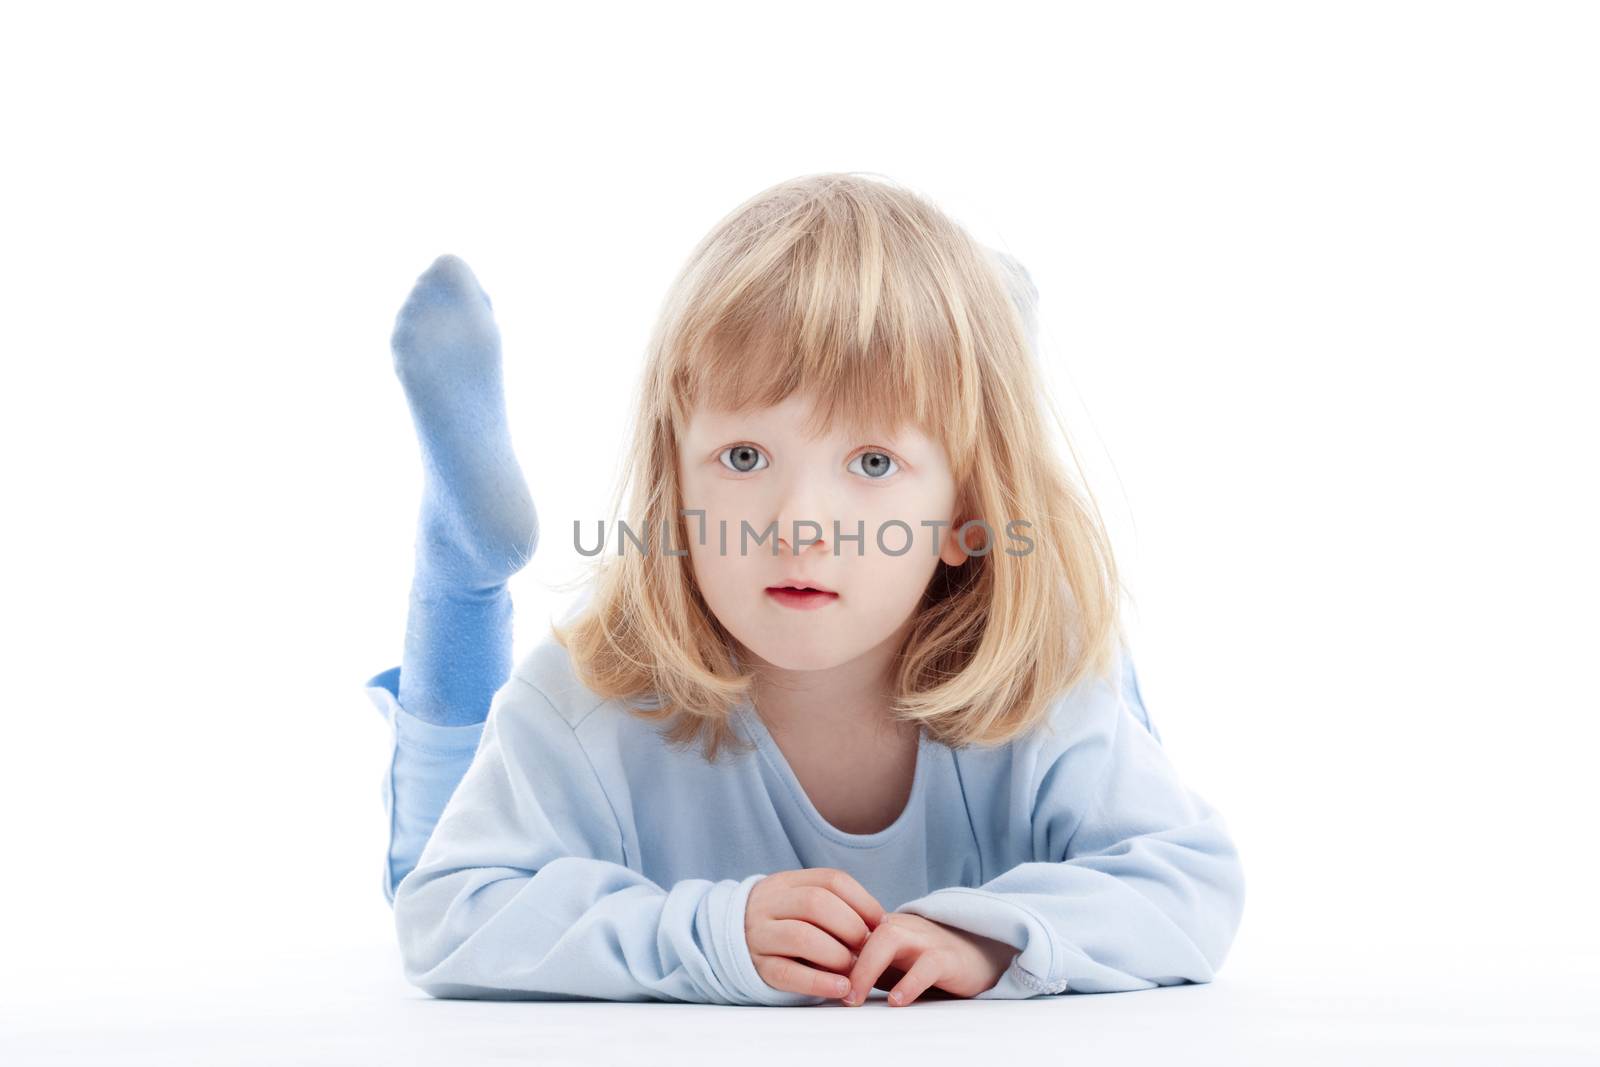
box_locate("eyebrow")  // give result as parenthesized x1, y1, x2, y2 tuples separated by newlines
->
(697, 411, 910, 439)
(700, 426, 919, 453)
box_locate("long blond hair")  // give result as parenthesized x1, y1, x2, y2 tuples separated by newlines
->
(552, 171, 1127, 762)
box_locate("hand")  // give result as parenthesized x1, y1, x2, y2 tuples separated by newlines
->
(839, 912, 1019, 1007)
(744, 868, 888, 999)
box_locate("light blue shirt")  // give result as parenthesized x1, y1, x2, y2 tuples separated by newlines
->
(363, 634, 1245, 1005)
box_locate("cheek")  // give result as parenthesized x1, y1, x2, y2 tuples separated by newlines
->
(833, 518, 939, 601)
(865, 543, 943, 598)
(685, 522, 726, 580)
(851, 490, 954, 556)
(682, 473, 753, 527)
(684, 510, 762, 599)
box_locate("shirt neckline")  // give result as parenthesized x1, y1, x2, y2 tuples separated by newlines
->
(734, 700, 929, 849)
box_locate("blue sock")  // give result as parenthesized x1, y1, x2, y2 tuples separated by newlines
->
(390, 254, 538, 726)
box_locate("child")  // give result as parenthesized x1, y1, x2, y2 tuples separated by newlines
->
(362, 173, 1245, 1006)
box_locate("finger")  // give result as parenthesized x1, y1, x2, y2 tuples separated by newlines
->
(885, 951, 946, 1007)
(754, 953, 854, 1000)
(824, 869, 888, 929)
(748, 917, 856, 976)
(798, 868, 887, 930)
(776, 886, 873, 957)
(842, 921, 907, 1006)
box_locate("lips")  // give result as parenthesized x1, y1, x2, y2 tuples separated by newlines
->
(765, 583, 840, 610)
(766, 579, 837, 594)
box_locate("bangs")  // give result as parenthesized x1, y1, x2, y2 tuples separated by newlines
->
(559, 173, 1127, 763)
(666, 204, 980, 479)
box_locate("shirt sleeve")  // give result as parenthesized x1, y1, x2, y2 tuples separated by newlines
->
(363, 666, 486, 907)
(892, 650, 1247, 998)
(388, 672, 822, 1007)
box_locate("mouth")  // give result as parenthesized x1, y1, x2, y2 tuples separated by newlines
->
(765, 583, 840, 610)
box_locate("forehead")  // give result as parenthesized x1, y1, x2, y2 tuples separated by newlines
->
(684, 393, 936, 453)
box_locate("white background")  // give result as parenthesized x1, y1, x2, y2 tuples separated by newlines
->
(3, 1, 1596, 1063)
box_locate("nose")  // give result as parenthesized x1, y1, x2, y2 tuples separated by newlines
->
(773, 474, 834, 557)
(777, 529, 831, 558)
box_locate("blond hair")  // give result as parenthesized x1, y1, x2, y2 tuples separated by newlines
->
(552, 172, 1127, 762)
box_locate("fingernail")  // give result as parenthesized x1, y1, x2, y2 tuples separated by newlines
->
(835, 977, 850, 995)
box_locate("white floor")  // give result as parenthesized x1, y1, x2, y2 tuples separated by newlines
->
(7, 935, 1596, 1065)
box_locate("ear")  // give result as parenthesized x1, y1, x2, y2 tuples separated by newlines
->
(939, 511, 987, 567)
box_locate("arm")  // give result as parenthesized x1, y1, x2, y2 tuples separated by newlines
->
(893, 651, 1246, 998)
(363, 666, 486, 906)
(388, 673, 820, 1006)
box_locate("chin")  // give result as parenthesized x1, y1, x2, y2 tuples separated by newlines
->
(739, 633, 847, 672)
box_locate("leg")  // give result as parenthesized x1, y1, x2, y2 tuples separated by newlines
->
(390, 254, 538, 726)
(364, 254, 538, 905)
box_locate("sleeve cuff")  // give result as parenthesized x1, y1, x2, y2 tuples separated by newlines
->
(363, 666, 487, 906)
(978, 955, 1070, 999)
(363, 666, 487, 754)
(706, 872, 829, 1007)
(893, 886, 1069, 998)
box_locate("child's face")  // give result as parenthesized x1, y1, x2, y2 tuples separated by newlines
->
(678, 391, 971, 673)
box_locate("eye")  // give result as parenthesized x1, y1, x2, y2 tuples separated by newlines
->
(848, 450, 899, 480)
(718, 444, 768, 474)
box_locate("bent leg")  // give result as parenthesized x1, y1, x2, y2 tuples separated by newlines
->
(364, 254, 539, 903)
(390, 253, 537, 726)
